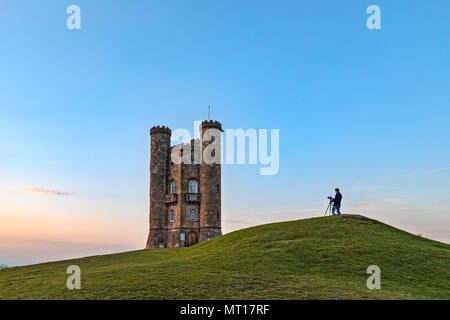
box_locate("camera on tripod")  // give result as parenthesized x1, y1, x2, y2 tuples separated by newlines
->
(324, 196, 334, 216)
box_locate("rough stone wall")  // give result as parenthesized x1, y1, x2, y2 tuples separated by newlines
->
(199, 164, 221, 241)
(199, 121, 222, 242)
(165, 163, 201, 248)
(166, 163, 182, 247)
(146, 126, 171, 249)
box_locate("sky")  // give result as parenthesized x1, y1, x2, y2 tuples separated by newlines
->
(0, 0, 449, 266)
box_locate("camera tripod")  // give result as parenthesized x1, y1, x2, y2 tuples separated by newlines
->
(324, 199, 333, 216)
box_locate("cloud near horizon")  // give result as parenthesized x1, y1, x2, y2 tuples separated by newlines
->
(421, 166, 450, 174)
(23, 186, 74, 196)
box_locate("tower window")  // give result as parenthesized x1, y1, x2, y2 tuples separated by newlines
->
(217, 212, 220, 220)
(188, 180, 198, 193)
(169, 181, 176, 194)
(169, 210, 174, 223)
(216, 184, 220, 192)
(189, 208, 197, 221)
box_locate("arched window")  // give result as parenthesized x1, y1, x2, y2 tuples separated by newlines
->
(169, 210, 174, 223)
(188, 180, 198, 193)
(189, 209, 197, 221)
(169, 181, 176, 194)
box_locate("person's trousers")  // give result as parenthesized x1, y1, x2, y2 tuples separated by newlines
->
(332, 205, 341, 215)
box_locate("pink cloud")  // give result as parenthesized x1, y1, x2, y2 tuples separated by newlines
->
(23, 186, 74, 196)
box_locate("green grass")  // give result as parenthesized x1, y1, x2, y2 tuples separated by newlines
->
(0, 215, 449, 299)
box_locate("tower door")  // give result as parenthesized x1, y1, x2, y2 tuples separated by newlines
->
(187, 232, 198, 247)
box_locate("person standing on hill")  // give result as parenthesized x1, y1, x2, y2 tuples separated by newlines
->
(331, 188, 342, 215)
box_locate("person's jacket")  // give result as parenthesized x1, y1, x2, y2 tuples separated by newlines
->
(333, 193, 342, 207)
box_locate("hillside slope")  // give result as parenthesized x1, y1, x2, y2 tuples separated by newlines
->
(0, 215, 449, 299)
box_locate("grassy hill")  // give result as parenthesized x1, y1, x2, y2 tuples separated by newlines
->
(0, 215, 449, 300)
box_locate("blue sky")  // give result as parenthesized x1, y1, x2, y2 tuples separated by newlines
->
(0, 0, 449, 266)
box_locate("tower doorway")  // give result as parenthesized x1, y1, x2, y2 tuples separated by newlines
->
(187, 231, 198, 247)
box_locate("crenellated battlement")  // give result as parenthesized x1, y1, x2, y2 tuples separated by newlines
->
(150, 126, 171, 136)
(201, 120, 223, 132)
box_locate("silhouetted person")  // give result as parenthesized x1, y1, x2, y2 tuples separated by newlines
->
(331, 188, 342, 215)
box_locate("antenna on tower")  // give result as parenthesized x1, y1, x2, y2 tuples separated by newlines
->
(208, 104, 211, 121)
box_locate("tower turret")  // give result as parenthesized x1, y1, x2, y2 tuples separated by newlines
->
(199, 120, 222, 242)
(146, 126, 171, 248)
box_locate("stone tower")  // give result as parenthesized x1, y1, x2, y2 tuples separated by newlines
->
(147, 126, 171, 248)
(199, 121, 222, 242)
(145, 120, 223, 248)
